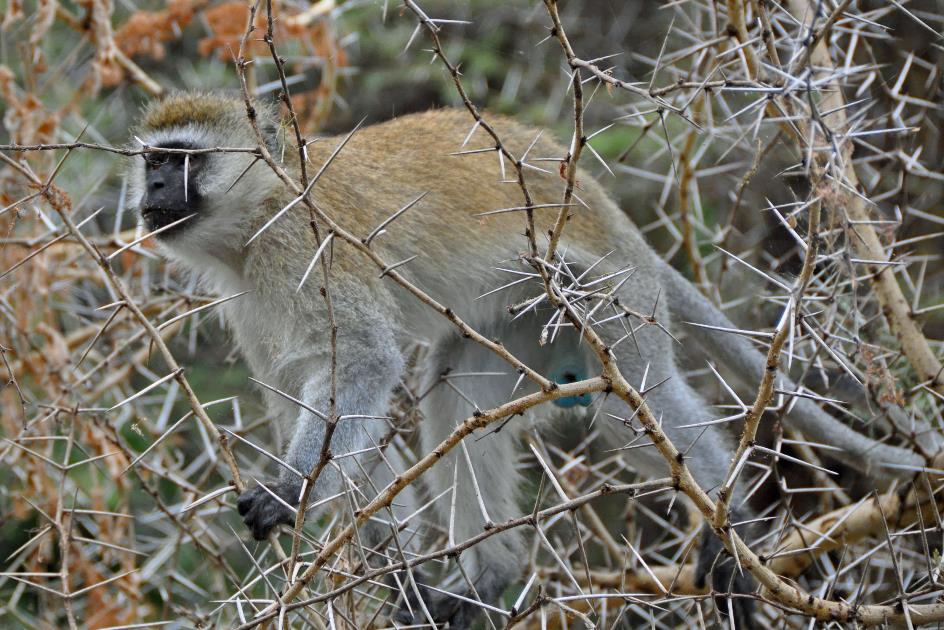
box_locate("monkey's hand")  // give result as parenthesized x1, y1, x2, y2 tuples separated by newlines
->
(694, 514, 755, 626)
(236, 481, 300, 540)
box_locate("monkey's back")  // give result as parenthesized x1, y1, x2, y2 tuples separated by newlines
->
(291, 109, 657, 326)
(314, 109, 635, 245)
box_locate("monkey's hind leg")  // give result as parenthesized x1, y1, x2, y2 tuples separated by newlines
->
(597, 370, 757, 625)
(391, 335, 528, 629)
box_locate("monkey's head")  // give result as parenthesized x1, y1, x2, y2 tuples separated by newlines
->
(130, 92, 283, 258)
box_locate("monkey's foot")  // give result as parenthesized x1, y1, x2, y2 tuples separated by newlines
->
(392, 583, 486, 629)
(236, 481, 299, 540)
(695, 520, 755, 627)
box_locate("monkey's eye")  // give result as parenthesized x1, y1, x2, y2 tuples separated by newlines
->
(144, 152, 171, 168)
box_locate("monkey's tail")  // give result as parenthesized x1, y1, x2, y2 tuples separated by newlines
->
(657, 260, 926, 483)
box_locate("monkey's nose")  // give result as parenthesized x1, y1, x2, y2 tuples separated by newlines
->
(150, 178, 166, 190)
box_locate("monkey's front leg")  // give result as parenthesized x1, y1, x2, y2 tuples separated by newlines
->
(236, 394, 333, 541)
(237, 336, 405, 540)
(236, 393, 338, 541)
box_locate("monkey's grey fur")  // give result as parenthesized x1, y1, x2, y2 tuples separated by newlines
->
(131, 92, 928, 627)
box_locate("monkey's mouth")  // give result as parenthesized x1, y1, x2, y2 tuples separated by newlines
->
(141, 206, 196, 236)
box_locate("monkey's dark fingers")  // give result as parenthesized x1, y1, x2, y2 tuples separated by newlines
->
(391, 580, 439, 626)
(698, 554, 756, 626)
(235, 489, 257, 517)
(440, 599, 481, 630)
(713, 570, 755, 628)
(236, 482, 298, 540)
(392, 579, 477, 629)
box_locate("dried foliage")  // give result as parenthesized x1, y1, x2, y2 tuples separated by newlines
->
(1, 0, 944, 629)
(114, 0, 205, 61)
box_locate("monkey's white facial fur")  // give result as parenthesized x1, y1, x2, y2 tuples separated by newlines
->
(129, 92, 283, 267)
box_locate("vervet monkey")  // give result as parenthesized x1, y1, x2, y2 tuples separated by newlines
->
(131, 92, 927, 627)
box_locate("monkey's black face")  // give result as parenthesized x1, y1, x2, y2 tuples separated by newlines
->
(140, 143, 205, 237)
